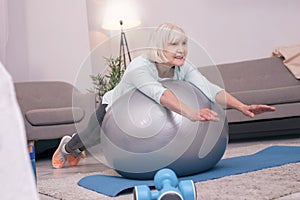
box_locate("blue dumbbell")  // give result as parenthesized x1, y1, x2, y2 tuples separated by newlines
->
(133, 168, 196, 200)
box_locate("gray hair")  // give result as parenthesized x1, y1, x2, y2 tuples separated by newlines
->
(147, 23, 187, 63)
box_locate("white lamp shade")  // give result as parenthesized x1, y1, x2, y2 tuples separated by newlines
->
(102, 0, 141, 30)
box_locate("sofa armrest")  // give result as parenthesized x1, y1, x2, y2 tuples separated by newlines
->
(25, 107, 84, 126)
(72, 91, 96, 132)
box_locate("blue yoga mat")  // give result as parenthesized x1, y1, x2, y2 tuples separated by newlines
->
(78, 146, 300, 197)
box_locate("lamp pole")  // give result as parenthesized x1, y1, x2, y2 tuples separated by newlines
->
(119, 20, 132, 69)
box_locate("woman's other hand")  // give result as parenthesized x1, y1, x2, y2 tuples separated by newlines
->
(189, 108, 220, 122)
(240, 104, 276, 118)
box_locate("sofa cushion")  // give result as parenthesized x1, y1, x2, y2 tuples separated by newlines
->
(15, 81, 74, 111)
(25, 107, 84, 126)
(226, 102, 300, 123)
(231, 85, 300, 105)
(216, 57, 300, 93)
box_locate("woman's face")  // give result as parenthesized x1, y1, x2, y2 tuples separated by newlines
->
(163, 37, 188, 67)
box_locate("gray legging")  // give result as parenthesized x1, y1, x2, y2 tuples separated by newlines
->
(65, 104, 108, 154)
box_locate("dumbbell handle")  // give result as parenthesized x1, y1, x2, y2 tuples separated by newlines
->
(151, 191, 159, 200)
(161, 179, 173, 189)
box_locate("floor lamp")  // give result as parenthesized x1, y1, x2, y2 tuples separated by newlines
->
(119, 20, 131, 69)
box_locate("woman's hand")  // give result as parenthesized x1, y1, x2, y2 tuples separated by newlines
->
(160, 90, 220, 122)
(216, 91, 276, 118)
(188, 108, 220, 122)
(239, 104, 276, 118)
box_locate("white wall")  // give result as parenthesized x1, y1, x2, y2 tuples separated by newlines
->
(0, 0, 8, 66)
(5, 0, 91, 84)
(138, 0, 300, 64)
(3, 0, 300, 82)
(5, 0, 29, 81)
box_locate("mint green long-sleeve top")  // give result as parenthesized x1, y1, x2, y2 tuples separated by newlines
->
(102, 55, 223, 110)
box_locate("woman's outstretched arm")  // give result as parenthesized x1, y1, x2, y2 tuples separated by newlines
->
(160, 89, 219, 121)
(215, 90, 276, 118)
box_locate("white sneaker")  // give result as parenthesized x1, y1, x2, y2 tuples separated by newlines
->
(52, 136, 71, 169)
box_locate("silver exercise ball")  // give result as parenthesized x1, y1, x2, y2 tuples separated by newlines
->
(101, 80, 228, 179)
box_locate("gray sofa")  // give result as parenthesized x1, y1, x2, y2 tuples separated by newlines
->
(201, 56, 300, 139)
(14, 81, 95, 149)
(15, 57, 299, 149)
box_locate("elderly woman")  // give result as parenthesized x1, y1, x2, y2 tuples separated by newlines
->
(52, 23, 275, 168)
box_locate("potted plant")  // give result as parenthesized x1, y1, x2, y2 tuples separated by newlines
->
(88, 56, 125, 103)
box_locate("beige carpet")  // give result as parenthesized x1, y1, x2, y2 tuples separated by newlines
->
(38, 137, 300, 200)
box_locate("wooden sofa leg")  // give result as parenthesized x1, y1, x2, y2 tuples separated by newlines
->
(28, 140, 35, 157)
(28, 140, 34, 147)
(28, 140, 37, 181)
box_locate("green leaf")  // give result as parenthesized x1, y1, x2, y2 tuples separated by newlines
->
(88, 56, 125, 99)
